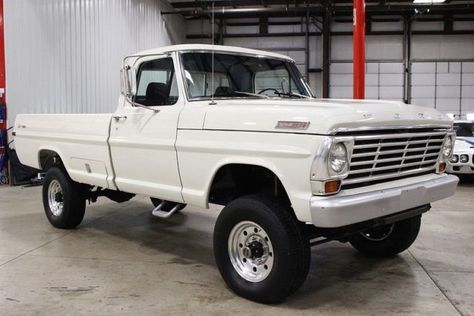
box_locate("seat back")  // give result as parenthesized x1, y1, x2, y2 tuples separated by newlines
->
(145, 82, 169, 106)
(214, 86, 233, 97)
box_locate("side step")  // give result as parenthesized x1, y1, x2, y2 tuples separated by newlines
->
(152, 201, 186, 218)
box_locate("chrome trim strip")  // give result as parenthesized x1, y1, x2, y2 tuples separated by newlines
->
(353, 139, 443, 149)
(350, 152, 440, 166)
(352, 146, 442, 158)
(350, 131, 447, 140)
(343, 166, 437, 185)
(172, 49, 293, 62)
(349, 159, 438, 175)
(329, 124, 452, 135)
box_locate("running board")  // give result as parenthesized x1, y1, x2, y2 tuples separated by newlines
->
(152, 201, 186, 218)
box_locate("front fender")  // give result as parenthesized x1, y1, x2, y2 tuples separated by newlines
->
(176, 129, 323, 222)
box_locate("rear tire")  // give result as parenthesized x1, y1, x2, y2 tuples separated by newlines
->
(213, 195, 310, 304)
(42, 167, 86, 229)
(349, 216, 421, 257)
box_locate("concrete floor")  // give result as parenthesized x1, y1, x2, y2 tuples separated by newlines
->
(0, 179, 473, 315)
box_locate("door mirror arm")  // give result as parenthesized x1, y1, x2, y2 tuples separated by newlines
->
(126, 96, 160, 113)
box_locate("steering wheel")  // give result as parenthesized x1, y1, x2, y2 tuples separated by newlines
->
(257, 88, 280, 95)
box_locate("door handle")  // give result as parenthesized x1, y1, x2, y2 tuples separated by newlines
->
(113, 115, 127, 122)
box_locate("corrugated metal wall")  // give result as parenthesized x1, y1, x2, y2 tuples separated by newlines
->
(4, 0, 185, 126)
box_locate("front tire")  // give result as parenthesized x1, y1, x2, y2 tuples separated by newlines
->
(213, 195, 310, 304)
(349, 216, 421, 257)
(42, 167, 86, 229)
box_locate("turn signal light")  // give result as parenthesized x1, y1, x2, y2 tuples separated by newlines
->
(325, 180, 341, 194)
(438, 162, 446, 173)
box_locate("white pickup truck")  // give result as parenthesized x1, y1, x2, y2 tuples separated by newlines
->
(15, 44, 458, 303)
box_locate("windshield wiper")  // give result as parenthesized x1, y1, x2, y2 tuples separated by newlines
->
(233, 91, 269, 99)
(277, 92, 310, 99)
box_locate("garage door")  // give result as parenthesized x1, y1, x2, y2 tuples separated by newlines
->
(330, 62, 404, 101)
(411, 61, 474, 118)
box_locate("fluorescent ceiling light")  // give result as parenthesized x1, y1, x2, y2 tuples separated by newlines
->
(413, 0, 446, 3)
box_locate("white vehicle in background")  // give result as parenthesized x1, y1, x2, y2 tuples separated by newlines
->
(14, 44, 459, 303)
(448, 121, 474, 177)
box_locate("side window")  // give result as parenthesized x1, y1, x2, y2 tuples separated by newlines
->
(135, 57, 178, 106)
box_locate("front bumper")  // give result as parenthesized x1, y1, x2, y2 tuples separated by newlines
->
(310, 174, 459, 228)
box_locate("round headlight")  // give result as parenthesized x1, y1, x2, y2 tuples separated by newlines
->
(329, 143, 348, 174)
(442, 137, 453, 158)
(450, 155, 459, 163)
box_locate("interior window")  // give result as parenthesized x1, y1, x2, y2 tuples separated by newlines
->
(255, 69, 300, 97)
(185, 70, 231, 98)
(134, 57, 178, 106)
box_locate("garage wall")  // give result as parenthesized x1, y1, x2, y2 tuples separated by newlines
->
(330, 33, 404, 102)
(185, 17, 474, 118)
(4, 0, 185, 126)
(411, 34, 474, 118)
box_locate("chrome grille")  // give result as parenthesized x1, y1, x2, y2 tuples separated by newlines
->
(343, 130, 448, 188)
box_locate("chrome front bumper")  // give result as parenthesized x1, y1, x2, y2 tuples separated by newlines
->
(310, 174, 459, 228)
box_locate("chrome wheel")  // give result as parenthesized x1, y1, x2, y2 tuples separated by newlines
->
(48, 179, 64, 216)
(228, 221, 274, 283)
(360, 224, 395, 241)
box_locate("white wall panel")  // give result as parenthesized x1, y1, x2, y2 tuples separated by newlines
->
(371, 21, 403, 32)
(412, 98, 435, 108)
(227, 25, 258, 34)
(5, 0, 185, 125)
(411, 61, 474, 117)
(454, 21, 474, 31)
(330, 62, 404, 101)
(412, 21, 443, 31)
(412, 35, 474, 60)
(412, 74, 436, 86)
(461, 98, 474, 111)
(331, 35, 403, 61)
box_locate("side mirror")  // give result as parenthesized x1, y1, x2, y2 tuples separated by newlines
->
(121, 64, 137, 98)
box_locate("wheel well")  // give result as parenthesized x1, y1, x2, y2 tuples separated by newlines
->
(39, 150, 62, 171)
(208, 164, 291, 207)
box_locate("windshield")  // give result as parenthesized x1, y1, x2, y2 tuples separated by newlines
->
(454, 122, 474, 137)
(181, 52, 313, 100)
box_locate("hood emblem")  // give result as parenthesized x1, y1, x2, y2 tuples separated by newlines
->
(394, 113, 401, 119)
(418, 113, 425, 118)
(362, 113, 372, 119)
(276, 121, 310, 130)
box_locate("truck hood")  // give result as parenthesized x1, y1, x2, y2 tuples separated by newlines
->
(203, 98, 452, 135)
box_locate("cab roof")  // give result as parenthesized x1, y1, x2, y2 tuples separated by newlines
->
(131, 44, 293, 62)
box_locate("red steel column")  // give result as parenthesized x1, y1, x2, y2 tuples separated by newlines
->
(353, 0, 365, 99)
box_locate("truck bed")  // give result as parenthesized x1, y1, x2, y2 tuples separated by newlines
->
(15, 113, 114, 188)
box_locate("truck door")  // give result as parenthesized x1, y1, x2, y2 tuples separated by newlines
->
(109, 55, 184, 202)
